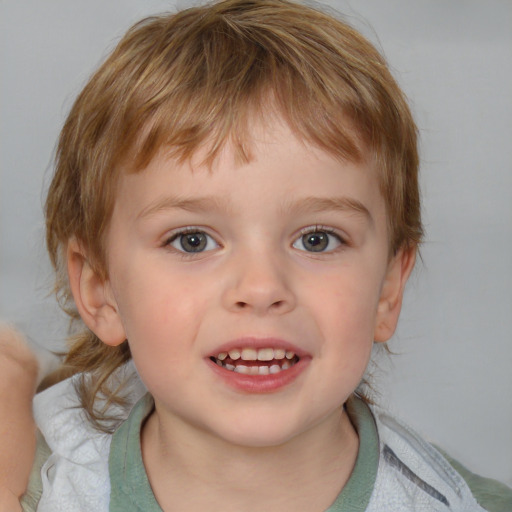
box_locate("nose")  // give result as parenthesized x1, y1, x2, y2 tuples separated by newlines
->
(222, 249, 296, 316)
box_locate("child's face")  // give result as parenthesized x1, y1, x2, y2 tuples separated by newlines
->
(93, 116, 410, 447)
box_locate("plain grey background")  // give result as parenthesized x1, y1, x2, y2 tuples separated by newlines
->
(1, 0, 511, 486)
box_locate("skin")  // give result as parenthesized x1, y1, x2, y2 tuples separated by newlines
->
(0, 324, 38, 512)
(69, 116, 415, 511)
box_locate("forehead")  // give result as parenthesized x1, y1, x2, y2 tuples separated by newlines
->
(112, 116, 385, 229)
(126, 108, 373, 180)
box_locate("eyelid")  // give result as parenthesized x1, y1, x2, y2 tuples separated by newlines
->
(162, 226, 213, 242)
(298, 225, 346, 242)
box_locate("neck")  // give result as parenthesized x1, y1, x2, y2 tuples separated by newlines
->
(141, 404, 359, 512)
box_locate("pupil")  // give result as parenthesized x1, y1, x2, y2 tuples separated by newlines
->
(181, 233, 206, 252)
(304, 232, 328, 252)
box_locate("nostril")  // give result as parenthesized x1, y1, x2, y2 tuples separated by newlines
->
(233, 299, 289, 312)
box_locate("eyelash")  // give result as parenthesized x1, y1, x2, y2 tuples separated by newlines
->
(162, 225, 347, 257)
(293, 225, 347, 253)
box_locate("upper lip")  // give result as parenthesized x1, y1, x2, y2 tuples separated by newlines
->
(208, 337, 309, 358)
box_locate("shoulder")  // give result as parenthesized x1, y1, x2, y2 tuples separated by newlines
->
(437, 448, 512, 512)
(24, 363, 146, 512)
(22, 377, 111, 511)
(369, 404, 512, 512)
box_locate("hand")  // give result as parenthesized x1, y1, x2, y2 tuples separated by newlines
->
(0, 324, 38, 380)
(0, 323, 38, 506)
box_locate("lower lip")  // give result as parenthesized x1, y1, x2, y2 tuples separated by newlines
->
(207, 357, 310, 393)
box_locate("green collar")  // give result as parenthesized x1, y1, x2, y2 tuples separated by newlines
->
(109, 394, 379, 511)
(109, 394, 159, 512)
(326, 397, 379, 511)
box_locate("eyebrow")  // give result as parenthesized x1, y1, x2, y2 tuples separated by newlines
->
(282, 196, 372, 223)
(137, 194, 372, 223)
(137, 195, 232, 219)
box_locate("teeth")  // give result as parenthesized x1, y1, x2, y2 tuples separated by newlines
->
(257, 348, 274, 361)
(241, 348, 257, 361)
(213, 347, 299, 375)
(269, 364, 281, 374)
(218, 348, 296, 361)
(228, 349, 241, 360)
(274, 349, 285, 360)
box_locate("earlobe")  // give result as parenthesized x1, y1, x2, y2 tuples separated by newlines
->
(67, 239, 126, 346)
(374, 246, 416, 343)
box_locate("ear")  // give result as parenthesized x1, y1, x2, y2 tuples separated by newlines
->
(67, 239, 126, 346)
(374, 246, 416, 343)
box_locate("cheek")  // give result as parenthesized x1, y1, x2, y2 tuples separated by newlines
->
(318, 269, 382, 335)
(112, 264, 213, 356)
(308, 267, 382, 385)
(117, 278, 203, 393)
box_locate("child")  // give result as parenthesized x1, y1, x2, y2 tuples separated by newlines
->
(17, 0, 512, 510)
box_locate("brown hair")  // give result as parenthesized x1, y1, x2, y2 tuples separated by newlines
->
(45, 0, 422, 430)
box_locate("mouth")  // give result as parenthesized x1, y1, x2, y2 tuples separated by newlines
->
(209, 347, 300, 375)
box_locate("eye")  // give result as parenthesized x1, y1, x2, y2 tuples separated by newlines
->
(168, 230, 219, 253)
(293, 228, 343, 253)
